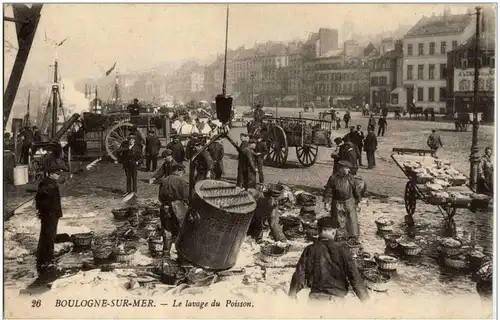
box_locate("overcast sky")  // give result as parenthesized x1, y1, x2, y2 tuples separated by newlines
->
(4, 3, 482, 85)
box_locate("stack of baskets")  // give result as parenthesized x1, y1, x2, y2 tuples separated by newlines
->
(148, 237, 164, 257)
(375, 217, 394, 233)
(375, 255, 399, 272)
(398, 240, 422, 256)
(439, 238, 468, 269)
(268, 184, 283, 198)
(113, 245, 137, 263)
(280, 216, 302, 239)
(347, 238, 363, 258)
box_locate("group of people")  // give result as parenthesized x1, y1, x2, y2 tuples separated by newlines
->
(331, 125, 379, 171)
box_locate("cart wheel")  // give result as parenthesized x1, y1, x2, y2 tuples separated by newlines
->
(105, 122, 145, 161)
(296, 145, 318, 167)
(265, 125, 288, 167)
(404, 181, 417, 216)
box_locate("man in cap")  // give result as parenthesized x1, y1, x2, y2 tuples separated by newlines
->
(166, 136, 185, 164)
(364, 126, 378, 169)
(158, 163, 189, 257)
(323, 160, 362, 241)
(238, 137, 258, 189)
(253, 104, 265, 125)
(149, 149, 179, 184)
(345, 126, 363, 167)
(247, 187, 287, 243)
(237, 133, 250, 186)
(145, 129, 162, 172)
(127, 98, 141, 116)
(192, 140, 214, 182)
(254, 130, 268, 183)
(35, 163, 66, 281)
(185, 132, 201, 160)
(367, 114, 376, 131)
(207, 136, 225, 180)
(340, 136, 358, 175)
(377, 116, 388, 137)
(289, 216, 368, 302)
(117, 133, 143, 194)
(19, 125, 34, 164)
(426, 129, 443, 158)
(331, 137, 344, 172)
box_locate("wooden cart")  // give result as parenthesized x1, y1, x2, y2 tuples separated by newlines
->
(253, 116, 333, 168)
(391, 148, 490, 224)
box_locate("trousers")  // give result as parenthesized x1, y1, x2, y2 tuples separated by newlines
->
(146, 154, 158, 172)
(37, 216, 59, 276)
(331, 197, 359, 238)
(213, 161, 224, 180)
(366, 150, 376, 168)
(256, 157, 265, 183)
(124, 167, 138, 193)
(377, 126, 386, 136)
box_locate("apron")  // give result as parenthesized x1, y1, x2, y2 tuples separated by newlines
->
(331, 197, 359, 238)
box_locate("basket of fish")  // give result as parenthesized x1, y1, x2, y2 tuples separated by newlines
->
(438, 238, 463, 256)
(399, 240, 422, 256)
(444, 254, 469, 269)
(383, 233, 402, 249)
(113, 244, 137, 263)
(356, 259, 378, 273)
(375, 255, 399, 271)
(71, 232, 94, 248)
(375, 217, 394, 232)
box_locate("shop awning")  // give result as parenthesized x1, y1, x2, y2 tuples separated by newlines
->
(282, 95, 297, 102)
(335, 95, 353, 101)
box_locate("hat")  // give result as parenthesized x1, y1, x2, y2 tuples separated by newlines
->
(162, 149, 173, 157)
(317, 217, 339, 229)
(334, 137, 343, 144)
(338, 160, 352, 168)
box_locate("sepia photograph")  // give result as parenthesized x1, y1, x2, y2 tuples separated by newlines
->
(3, 2, 496, 318)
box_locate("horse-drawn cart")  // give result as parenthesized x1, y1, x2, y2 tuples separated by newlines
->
(254, 117, 333, 168)
(391, 148, 491, 224)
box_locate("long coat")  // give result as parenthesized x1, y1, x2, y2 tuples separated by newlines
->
(238, 145, 257, 189)
(146, 136, 162, 156)
(207, 141, 224, 179)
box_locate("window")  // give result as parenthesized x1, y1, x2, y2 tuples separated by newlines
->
(429, 42, 435, 55)
(407, 65, 413, 80)
(418, 65, 424, 80)
(452, 41, 458, 50)
(371, 77, 379, 86)
(348, 83, 353, 92)
(407, 44, 413, 56)
(417, 87, 424, 102)
(429, 64, 435, 80)
(418, 43, 424, 55)
(439, 88, 447, 101)
(379, 76, 387, 85)
(440, 64, 447, 79)
(490, 57, 495, 68)
(440, 41, 447, 54)
(428, 87, 435, 102)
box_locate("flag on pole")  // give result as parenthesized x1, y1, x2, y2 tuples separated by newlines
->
(105, 62, 117, 76)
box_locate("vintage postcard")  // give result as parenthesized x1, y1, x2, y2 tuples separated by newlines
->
(3, 2, 496, 319)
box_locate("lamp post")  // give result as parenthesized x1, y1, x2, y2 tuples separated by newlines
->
(469, 6, 481, 191)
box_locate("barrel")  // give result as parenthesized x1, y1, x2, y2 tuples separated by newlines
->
(13, 165, 28, 186)
(176, 180, 256, 271)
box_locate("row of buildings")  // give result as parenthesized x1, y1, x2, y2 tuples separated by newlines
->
(134, 7, 496, 121)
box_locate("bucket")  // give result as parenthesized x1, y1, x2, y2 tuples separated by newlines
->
(176, 179, 257, 271)
(13, 165, 29, 186)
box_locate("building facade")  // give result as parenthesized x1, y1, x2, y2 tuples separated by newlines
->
(402, 11, 475, 112)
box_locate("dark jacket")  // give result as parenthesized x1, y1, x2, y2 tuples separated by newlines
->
(166, 141, 185, 163)
(146, 136, 162, 155)
(207, 141, 224, 163)
(255, 140, 269, 158)
(21, 128, 34, 145)
(159, 175, 189, 204)
(35, 177, 62, 219)
(118, 142, 143, 169)
(127, 103, 141, 116)
(343, 113, 351, 121)
(323, 172, 361, 202)
(368, 117, 376, 129)
(153, 159, 179, 180)
(289, 238, 368, 301)
(339, 142, 358, 170)
(34, 130, 42, 142)
(378, 118, 387, 128)
(364, 132, 378, 152)
(194, 150, 214, 173)
(345, 131, 362, 148)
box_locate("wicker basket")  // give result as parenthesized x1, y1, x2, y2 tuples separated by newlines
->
(92, 246, 112, 261)
(356, 259, 378, 273)
(72, 232, 94, 247)
(375, 218, 394, 232)
(301, 204, 316, 212)
(111, 208, 130, 220)
(439, 239, 463, 256)
(383, 233, 402, 249)
(114, 247, 137, 263)
(375, 255, 399, 271)
(444, 256, 469, 269)
(399, 242, 422, 256)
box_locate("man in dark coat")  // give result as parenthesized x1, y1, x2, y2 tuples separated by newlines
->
(355, 125, 364, 166)
(166, 136, 185, 164)
(364, 127, 378, 169)
(33, 126, 42, 142)
(247, 188, 287, 243)
(127, 98, 141, 116)
(254, 132, 268, 183)
(158, 163, 189, 257)
(340, 136, 358, 175)
(331, 137, 344, 173)
(145, 130, 162, 172)
(343, 111, 351, 129)
(20, 126, 34, 164)
(323, 161, 362, 241)
(207, 138, 224, 180)
(377, 116, 388, 136)
(149, 149, 178, 184)
(35, 164, 65, 281)
(237, 133, 250, 186)
(367, 114, 376, 131)
(118, 133, 143, 194)
(238, 138, 258, 190)
(185, 133, 201, 160)
(288, 216, 368, 302)
(193, 141, 214, 182)
(345, 126, 362, 167)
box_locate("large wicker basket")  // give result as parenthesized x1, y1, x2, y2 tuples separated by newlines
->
(444, 256, 469, 269)
(399, 242, 422, 256)
(375, 255, 399, 271)
(113, 246, 137, 263)
(72, 232, 94, 247)
(439, 238, 463, 256)
(383, 233, 402, 249)
(375, 218, 394, 232)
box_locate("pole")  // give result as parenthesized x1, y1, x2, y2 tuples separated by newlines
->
(469, 6, 481, 191)
(222, 5, 229, 96)
(51, 60, 59, 138)
(26, 89, 30, 126)
(95, 86, 99, 113)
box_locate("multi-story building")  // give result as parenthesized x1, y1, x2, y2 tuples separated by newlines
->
(368, 40, 404, 108)
(446, 12, 495, 122)
(402, 10, 475, 112)
(168, 61, 206, 102)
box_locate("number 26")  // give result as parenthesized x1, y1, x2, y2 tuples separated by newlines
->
(31, 300, 41, 308)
